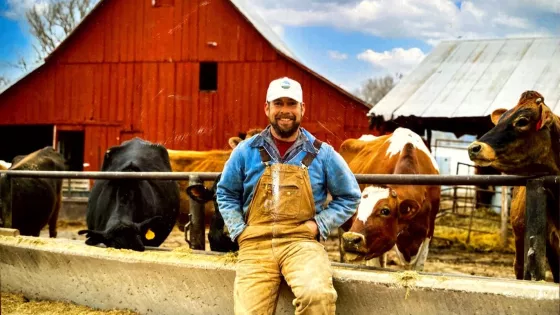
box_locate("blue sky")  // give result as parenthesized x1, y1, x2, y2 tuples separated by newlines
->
(0, 1, 33, 80)
(1, 0, 559, 93)
(280, 25, 432, 91)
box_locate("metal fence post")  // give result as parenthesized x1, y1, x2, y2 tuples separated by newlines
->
(524, 179, 547, 281)
(500, 186, 510, 247)
(0, 173, 13, 228)
(188, 175, 205, 250)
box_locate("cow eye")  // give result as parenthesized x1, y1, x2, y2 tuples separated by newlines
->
(515, 117, 530, 128)
(380, 208, 391, 216)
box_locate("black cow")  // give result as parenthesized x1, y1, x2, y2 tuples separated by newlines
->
(0, 147, 66, 237)
(186, 173, 239, 252)
(78, 138, 180, 251)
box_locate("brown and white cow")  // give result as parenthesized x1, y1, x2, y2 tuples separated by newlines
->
(340, 128, 441, 271)
(468, 90, 559, 283)
(339, 134, 378, 165)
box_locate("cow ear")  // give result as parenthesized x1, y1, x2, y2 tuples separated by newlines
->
(186, 185, 213, 203)
(228, 137, 243, 149)
(537, 100, 553, 130)
(137, 216, 163, 231)
(398, 199, 421, 221)
(491, 108, 507, 126)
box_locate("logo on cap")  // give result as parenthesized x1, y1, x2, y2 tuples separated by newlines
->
(281, 79, 291, 89)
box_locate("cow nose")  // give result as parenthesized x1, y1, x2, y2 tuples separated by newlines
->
(342, 232, 366, 251)
(347, 234, 362, 245)
(469, 143, 481, 154)
(468, 142, 482, 157)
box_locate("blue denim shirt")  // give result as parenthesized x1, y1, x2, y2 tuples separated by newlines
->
(216, 126, 361, 241)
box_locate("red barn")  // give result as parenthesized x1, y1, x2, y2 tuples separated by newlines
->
(0, 0, 371, 172)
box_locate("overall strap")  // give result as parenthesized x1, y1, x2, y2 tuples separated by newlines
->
(258, 147, 272, 164)
(301, 139, 323, 167)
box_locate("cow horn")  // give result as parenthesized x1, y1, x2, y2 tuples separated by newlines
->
(536, 97, 543, 104)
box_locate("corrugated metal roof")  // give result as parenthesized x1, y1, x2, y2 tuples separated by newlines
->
(369, 37, 560, 121)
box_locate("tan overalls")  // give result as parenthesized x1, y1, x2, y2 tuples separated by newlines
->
(234, 141, 337, 315)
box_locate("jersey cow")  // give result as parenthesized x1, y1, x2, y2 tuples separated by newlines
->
(468, 90, 559, 283)
(169, 128, 262, 231)
(78, 138, 180, 251)
(340, 128, 441, 271)
(339, 134, 378, 165)
(0, 147, 66, 237)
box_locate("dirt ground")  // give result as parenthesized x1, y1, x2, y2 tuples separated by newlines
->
(41, 218, 526, 280)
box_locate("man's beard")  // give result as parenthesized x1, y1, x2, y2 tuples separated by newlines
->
(270, 114, 300, 138)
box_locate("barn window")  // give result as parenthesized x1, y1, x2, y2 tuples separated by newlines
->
(152, 0, 174, 7)
(199, 62, 218, 92)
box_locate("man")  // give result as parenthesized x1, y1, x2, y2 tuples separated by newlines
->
(216, 77, 361, 314)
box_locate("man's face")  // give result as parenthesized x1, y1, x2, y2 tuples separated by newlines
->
(265, 97, 305, 138)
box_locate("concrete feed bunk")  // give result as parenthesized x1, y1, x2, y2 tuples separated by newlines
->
(0, 235, 558, 315)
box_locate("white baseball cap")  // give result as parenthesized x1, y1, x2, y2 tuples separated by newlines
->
(266, 77, 303, 103)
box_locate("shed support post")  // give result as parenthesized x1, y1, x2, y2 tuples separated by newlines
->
(523, 179, 547, 281)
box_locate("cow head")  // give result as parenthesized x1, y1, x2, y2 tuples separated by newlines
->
(468, 91, 560, 175)
(341, 186, 422, 261)
(186, 174, 239, 252)
(228, 128, 263, 149)
(78, 216, 163, 252)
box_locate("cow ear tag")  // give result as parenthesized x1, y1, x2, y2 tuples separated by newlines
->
(145, 229, 156, 240)
(391, 190, 397, 198)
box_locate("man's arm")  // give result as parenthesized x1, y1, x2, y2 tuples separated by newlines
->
(314, 147, 361, 240)
(216, 147, 247, 242)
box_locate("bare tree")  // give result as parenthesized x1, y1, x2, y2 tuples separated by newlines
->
(1, 0, 94, 75)
(0, 0, 95, 84)
(26, 0, 94, 61)
(0, 53, 31, 76)
(355, 73, 403, 107)
(0, 76, 10, 88)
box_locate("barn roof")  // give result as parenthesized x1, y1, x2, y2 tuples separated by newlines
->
(1, 0, 370, 109)
(368, 37, 560, 121)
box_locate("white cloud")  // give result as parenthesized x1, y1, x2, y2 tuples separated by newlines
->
(2, 0, 49, 20)
(328, 50, 348, 60)
(492, 13, 531, 29)
(357, 47, 426, 74)
(248, 0, 558, 44)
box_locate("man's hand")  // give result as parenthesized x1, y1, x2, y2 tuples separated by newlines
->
(304, 220, 318, 236)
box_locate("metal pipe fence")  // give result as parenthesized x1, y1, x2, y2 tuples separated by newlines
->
(0, 170, 557, 282)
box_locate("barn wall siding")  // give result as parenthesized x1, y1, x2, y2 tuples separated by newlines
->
(0, 0, 370, 171)
(55, 0, 277, 64)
